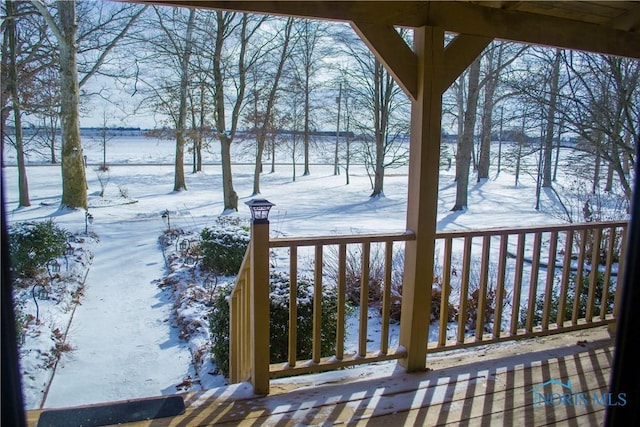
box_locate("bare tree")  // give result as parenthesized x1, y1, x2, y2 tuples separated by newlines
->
(205, 11, 267, 211)
(560, 53, 639, 203)
(476, 42, 527, 181)
(30, 0, 147, 209)
(451, 57, 481, 211)
(337, 27, 409, 198)
(252, 17, 294, 195)
(289, 19, 329, 177)
(5, 0, 30, 206)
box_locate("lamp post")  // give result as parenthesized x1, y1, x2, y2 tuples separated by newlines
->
(46, 258, 61, 281)
(244, 198, 274, 395)
(31, 283, 49, 324)
(85, 211, 94, 234)
(179, 239, 190, 254)
(162, 209, 171, 231)
(64, 244, 74, 271)
(34, 258, 59, 323)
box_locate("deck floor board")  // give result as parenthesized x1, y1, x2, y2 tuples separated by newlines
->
(27, 327, 616, 426)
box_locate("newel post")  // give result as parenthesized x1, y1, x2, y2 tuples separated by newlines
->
(246, 198, 274, 395)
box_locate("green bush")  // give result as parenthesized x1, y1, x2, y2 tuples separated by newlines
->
(210, 271, 340, 377)
(200, 218, 250, 276)
(9, 220, 68, 278)
(519, 271, 615, 328)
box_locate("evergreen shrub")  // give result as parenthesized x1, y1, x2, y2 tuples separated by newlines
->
(209, 271, 340, 377)
(9, 220, 68, 278)
(519, 271, 614, 328)
(200, 217, 250, 276)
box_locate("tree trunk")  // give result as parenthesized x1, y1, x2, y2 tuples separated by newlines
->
(370, 60, 392, 198)
(173, 9, 195, 192)
(515, 114, 525, 187)
(452, 58, 481, 211)
(497, 106, 504, 176)
(303, 73, 310, 176)
(553, 116, 563, 181)
(543, 50, 561, 187)
(344, 95, 351, 186)
(454, 76, 465, 181)
(252, 18, 293, 195)
(220, 135, 238, 212)
(334, 82, 342, 175)
(477, 48, 498, 181)
(7, 0, 30, 206)
(58, 1, 87, 209)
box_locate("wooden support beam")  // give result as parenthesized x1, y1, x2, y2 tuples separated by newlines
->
(424, 1, 640, 59)
(398, 25, 444, 372)
(137, 1, 640, 59)
(250, 221, 270, 395)
(441, 33, 492, 91)
(351, 22, 418, 100)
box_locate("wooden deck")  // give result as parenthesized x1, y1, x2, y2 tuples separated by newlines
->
(27, 326, 615, 426)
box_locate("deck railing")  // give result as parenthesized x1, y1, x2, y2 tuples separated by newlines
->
(229, 241, 252, 384)
(429, 220, 627, 353)
(229, 220, 627, 393)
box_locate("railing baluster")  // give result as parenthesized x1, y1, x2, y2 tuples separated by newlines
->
(336, 243, 347, 360)
(572, 229, 588, 325)
(493, 235, 508, 338)
(542, 231, 558, 330)
(614, 225, 628, 320)
(288, 246, 298, 367)
(359, 242, 370, 358)
(242, 223, 627, 382)
(439, 237, 453, 346)
(510, 233, 526, 336)
(558, 230, 573, 326)
(243, 276, 250, 379)
(381, 242, 393, 355)
(457, 236, 472, 344)
(475, 235, 491, 341)
(313, 245, 323, 364)
(230, 291, 238, 381)
(586, 227, 602, 322)
(525, 232, 542, 333)
(601, 227, 616, 320)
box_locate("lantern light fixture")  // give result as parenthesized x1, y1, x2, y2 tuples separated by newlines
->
(245, 198, 275, 223)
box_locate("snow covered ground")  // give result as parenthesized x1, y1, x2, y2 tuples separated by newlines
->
(2, 135, 622, 410)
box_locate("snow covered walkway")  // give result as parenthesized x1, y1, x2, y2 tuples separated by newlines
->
(42, 219, 192, 409)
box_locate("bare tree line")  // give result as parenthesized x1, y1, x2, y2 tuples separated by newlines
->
(2, 2, 638, 218)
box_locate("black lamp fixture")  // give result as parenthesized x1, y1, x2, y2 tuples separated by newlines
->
(63, 244, 73, 270)
(245, 198, 275, 223)
(85, 211, 94, 234)
(46, 258, 61, 279)
(179, 239, 190, 253)
(161, 209, 171, 231)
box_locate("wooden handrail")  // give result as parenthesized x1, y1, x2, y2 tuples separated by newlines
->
(229, 220, 628, 392)
(270, 231, 416, 248)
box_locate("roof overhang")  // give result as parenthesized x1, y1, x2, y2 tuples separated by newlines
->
(128, 1, 640, 59)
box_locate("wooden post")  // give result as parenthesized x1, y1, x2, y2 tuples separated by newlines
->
(250, 218, 270, 394)
(398, 26, 444, 372)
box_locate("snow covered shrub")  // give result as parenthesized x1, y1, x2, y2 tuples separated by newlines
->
(200, 217, 250, 276)
(269, 271, 339, 364)
(209, 271, 339, 377)
(324, 243, 403, 307)
(209, 284, 232, 376)
(8, 220, 68, 278)
(430, 278, 458, 323)
(519, 272, 614, 329)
